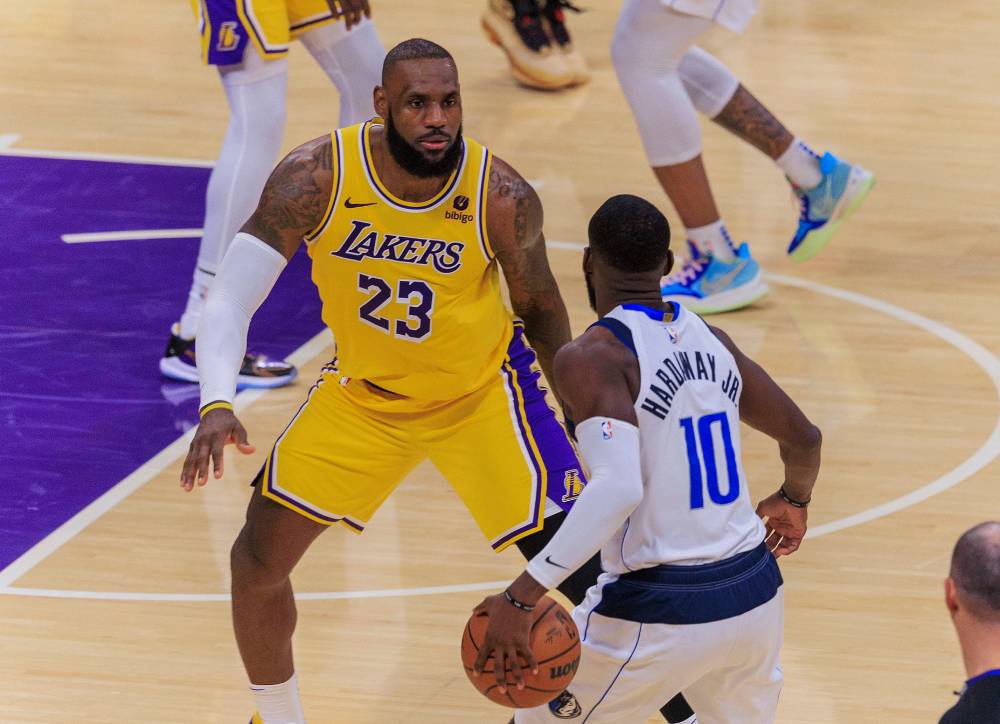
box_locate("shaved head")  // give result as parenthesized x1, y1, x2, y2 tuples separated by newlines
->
(950, 521, 1000, 621)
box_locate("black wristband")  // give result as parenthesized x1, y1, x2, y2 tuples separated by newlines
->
(779, 485, 810, 508)
(503, 589, 536, 612)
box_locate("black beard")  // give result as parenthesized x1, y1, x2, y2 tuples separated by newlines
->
(585, 271, 597, 313)
(385, 112, 463, 179)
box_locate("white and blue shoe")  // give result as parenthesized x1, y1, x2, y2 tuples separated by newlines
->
(788, 151, 875, 262)
(661, 242, 769, 315)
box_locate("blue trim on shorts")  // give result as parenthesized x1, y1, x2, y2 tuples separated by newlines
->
(593, 542, 782, 625)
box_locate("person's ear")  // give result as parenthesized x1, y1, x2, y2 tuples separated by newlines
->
(944, 577, 960, 615)
(663, 249, 674, 277)
(582, 247, 593, 275)
(374, 86, 387, 119)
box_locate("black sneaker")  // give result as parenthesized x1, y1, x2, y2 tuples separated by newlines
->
(159, 324, 297, 389)
(542, 0, 589, 85)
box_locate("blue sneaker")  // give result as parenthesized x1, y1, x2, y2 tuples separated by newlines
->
(661, 242, 768, 314)
(788, 151, 875, 262)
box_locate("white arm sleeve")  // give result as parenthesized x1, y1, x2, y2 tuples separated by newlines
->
(198, 232, 288, 408)
(525, 417, 644, 591)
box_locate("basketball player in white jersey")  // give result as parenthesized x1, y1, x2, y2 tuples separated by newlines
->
(160, 0, 385, 386)
(612, 0, 874, 315)
(474, 194, 823, 723)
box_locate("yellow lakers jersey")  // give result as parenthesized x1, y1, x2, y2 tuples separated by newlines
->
(304, 120, 514, 401)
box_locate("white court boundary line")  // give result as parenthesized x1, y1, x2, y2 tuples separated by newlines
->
(62, 228, 204, 244)
(1, 151, 998, 600)
(0, 144, 214, 167)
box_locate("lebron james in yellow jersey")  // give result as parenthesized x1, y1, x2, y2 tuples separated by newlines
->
(179, 38, 598, 721)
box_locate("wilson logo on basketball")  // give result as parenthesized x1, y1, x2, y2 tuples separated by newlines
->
(549, 659, 579, 680)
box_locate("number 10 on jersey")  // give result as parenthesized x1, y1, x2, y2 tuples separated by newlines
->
(680, 412, 740, 509)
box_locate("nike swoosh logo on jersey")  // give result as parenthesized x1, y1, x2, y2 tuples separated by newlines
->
(701, 260, 748, 296)
(344, 197, 377, 208)
(545, 555, 569, 569)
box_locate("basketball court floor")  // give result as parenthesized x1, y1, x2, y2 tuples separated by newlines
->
(3, 1, 999, 721)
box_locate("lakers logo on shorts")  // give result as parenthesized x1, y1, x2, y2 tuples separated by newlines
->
(216, 21, 241, 52)
(561, 468, 585, 503)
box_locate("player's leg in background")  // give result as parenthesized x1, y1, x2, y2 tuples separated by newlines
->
(162, 48, 296, 385)
(231, 482, 326, 724)
(298, 18, 385, 127)
(611, 0, 766, 315)
(693, 56, 875, 262)
(516, 518, 698, 724)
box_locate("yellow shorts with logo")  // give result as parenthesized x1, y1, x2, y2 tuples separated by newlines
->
(259, 327, 586, 551)
(193, 0, 338, 65)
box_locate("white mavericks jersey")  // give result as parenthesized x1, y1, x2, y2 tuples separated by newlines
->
(596, 302, 766, 572)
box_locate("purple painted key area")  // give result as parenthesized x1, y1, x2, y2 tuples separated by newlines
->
(0, 155, 325, 571)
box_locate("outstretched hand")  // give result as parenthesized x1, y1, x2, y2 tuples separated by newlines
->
(471, 593, 538, 694)
(180, 408, 255, 491)
(755, 490, 808, 557)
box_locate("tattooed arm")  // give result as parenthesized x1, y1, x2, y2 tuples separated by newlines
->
(242, 134, 335, 258)
(179, 136, 334, 491)
(486, 156, 572, 400)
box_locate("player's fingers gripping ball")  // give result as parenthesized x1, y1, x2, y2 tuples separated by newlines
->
(462, 595, 581, 708)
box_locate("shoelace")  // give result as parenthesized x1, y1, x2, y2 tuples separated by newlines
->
(511, 0, 551, 51)
(542, 0, 583, 45)
(665, 255, 709, 285)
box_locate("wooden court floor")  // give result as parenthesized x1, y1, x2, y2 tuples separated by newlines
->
(4, 1, 1000, 721)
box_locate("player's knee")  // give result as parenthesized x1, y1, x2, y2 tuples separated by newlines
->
(678, 46, 740, 118)
(230, 527, 288, 591)
(609, 28, 639, 80)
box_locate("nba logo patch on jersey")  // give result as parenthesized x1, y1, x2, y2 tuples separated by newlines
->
(667, 326, 680, 344)
(548, 690, 582, 718)
(216, 22, 240, 52)
(561, 469, 585, 503)
(601, 420, 613, 439)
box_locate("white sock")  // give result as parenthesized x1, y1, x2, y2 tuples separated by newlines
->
(299, 18, 385, 127)
(177, 266, 215, 339)
(776, 137, 822, 189)
(687, 220, 737, 262)
(251, 672, 306, 724)
(677, 716, 698, 724)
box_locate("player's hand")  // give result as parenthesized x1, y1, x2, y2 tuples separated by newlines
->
(325, 0, 371, 29)
(180, 408, 255, 491)
(755, 490, 808, 557)
(471, 593, 539, 694)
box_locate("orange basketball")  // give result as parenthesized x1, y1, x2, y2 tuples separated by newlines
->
(461, 595, 581, 708)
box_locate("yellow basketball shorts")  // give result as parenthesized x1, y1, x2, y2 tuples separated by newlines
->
(259, 326, 587, 551)
(193, 0, 337, 65)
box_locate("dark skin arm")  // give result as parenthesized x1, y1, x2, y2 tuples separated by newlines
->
(180, 136, 334, 491)
(472, 329, 639, 692)
(486, 156, 572, 402)
(710, 325, 823, 557)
